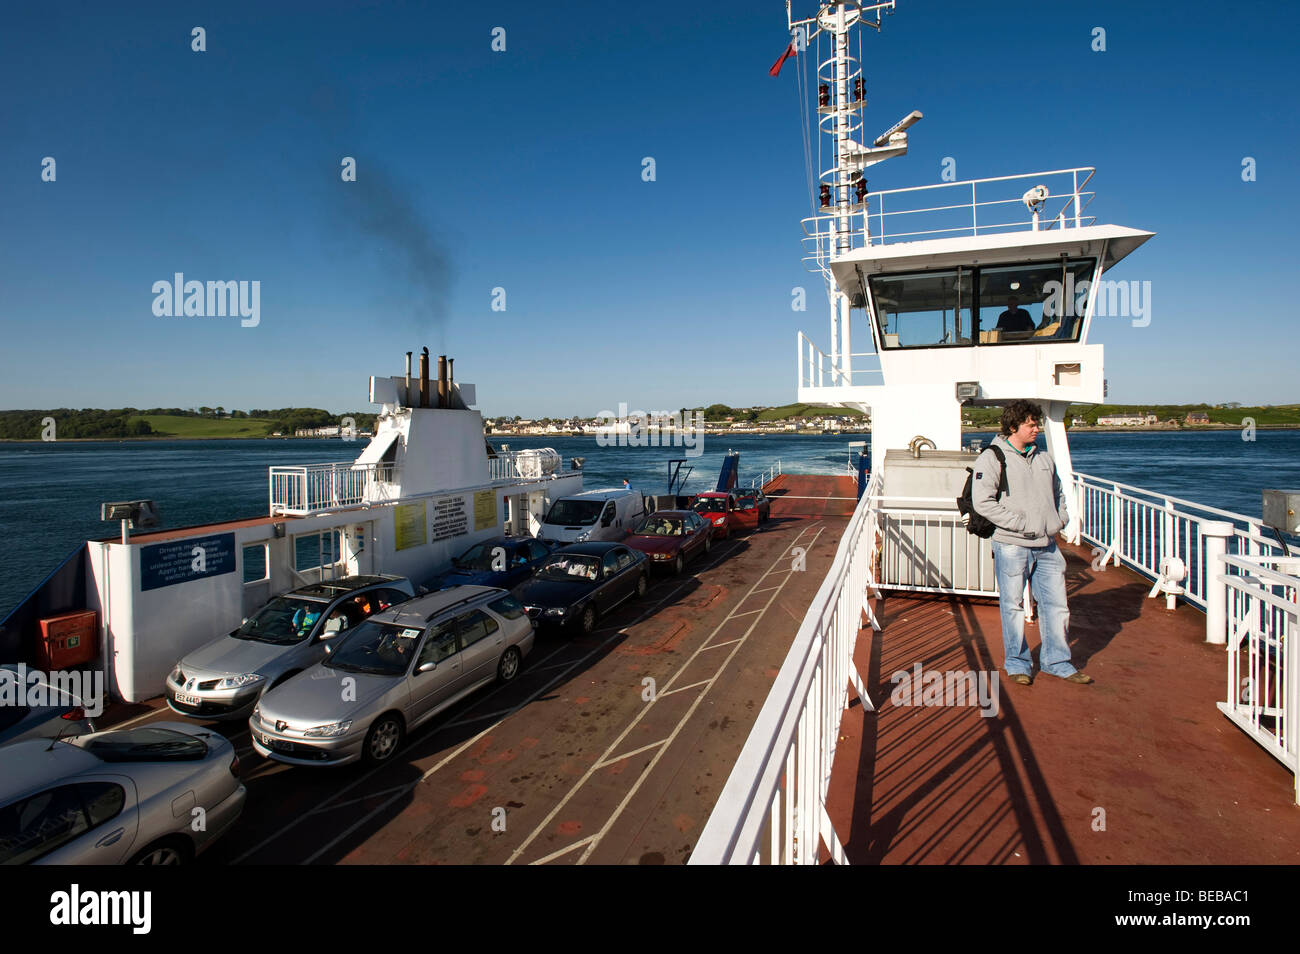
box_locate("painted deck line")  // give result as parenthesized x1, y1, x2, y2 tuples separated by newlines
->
(509, 523, 827, 865)
(595, 737, 671, 770)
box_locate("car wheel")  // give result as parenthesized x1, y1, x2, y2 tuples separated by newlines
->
(636, 573, 649, 598)
(363, 714, 404, 764)
(498, 646, 521, 682)
(703, 535, 712, 554)
(129, 838, 191, 866)
(580, 604, 598, 634)
(673, 554, 684, 575)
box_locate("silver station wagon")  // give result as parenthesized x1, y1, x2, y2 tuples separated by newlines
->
(166, 575, 417, 721)
(250, 586, 533, 767)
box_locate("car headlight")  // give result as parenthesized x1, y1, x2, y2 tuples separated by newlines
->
(713, 517, 724, 524)
(251, 704, 262, 724)
(217, 673, 266, 690)
(652, 552, 670, 561)
(576, 531, 590, 542)
(544, 607, 567, 617)
(303, 720, 353, 738)
(170, 666, 183, 683)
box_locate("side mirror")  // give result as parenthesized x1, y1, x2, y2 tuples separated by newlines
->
(417, 661, 437, 674)
(323, 643, 334, 655)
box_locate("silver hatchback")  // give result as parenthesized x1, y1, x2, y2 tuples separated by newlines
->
(250, 586, 533, 767)
(0, 722, 245, 865)
(166, 575, 417, 721)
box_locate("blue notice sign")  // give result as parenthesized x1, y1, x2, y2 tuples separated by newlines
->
(140, 533, 237, 592)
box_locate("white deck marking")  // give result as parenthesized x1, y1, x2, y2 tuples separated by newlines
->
(507, 524, 824, 865)
(699, 637, 743, 651)
(594, 737, 670, 769)
(529, 835, 598, 866)
(656, 678, 712, 698)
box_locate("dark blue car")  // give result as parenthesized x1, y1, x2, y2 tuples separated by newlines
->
(433, 536, 557, 591)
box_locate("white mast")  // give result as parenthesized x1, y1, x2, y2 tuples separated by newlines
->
(788, 1, 920, 388)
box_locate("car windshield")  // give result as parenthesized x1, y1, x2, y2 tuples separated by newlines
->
(233, 596, 327, 645)
(324, 621, 421, 677)
(453, 542, 507, 571)
(693, 497, 727, 514)
(544, 500, 604, 526)
(536, 554, 600, 582)
(634, 517, 682, 537)
(78, 726, 207, 762)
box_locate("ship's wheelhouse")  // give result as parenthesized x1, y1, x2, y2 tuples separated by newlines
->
(867, 256, 1096, 350)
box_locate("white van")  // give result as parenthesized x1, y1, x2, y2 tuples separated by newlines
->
(537, 488, 646, 544)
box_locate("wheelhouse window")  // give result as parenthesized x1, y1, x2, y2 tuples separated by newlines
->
(869, 258, 1095, 349)
(870, 267, 972, 349)
(977, 258, 1094, 344)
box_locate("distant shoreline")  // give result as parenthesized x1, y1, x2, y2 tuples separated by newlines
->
(4, 424, 1299, 444)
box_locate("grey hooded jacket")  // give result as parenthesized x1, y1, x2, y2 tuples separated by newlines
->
(970, 435, 1068, 547)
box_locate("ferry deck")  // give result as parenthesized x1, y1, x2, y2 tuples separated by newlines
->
(84, 470, 1300, 865)
(92, 474, 858, 865)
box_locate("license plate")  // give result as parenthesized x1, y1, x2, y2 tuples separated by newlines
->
(174, 692, 202, 707)
(260, 733, 291, 752)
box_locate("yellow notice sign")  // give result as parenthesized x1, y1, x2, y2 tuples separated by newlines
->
(473, 490, 497, 531)
(394, 502, 427, 551)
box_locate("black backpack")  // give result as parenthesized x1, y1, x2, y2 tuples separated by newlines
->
(957, 444, 1007, 538)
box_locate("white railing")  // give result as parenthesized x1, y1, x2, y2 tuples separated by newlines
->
(874, 494, 999, 596)
(800, 167, 1097, 275)
(691, 472, 881, 864)
(1216, 554, 1300, 803)
(1072, 472, 1290, 618)
(796, 331, 884, 392)
(268, 462, 395, 516)
(752, 460, 783, 490)
(488, 450, 578, 484)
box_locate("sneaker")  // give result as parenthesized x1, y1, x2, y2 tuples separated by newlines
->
(1007, 673, 1032, 686)
(1063, 671, 1094, 684)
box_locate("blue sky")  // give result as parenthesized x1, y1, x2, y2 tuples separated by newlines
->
(2, 0, 1297, 417)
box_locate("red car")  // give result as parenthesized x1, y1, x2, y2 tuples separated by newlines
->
(734, 487, 771, 524)
(692, 492, 742, 538)
(624, 510, 714, 574)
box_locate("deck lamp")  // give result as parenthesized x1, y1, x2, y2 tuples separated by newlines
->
(101, 499, 160, 544)
(818, 84, 830, 107)
(819, 184, 831, 208)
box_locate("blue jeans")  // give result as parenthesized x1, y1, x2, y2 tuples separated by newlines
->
(992, 539, 1077, 677)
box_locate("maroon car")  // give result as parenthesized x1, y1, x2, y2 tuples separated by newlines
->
(624, 510, 714, 574)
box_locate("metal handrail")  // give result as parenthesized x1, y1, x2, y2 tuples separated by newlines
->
(691, 471, 881, 864)
(801, 167, 1098, 260)
(268, 462, 395, 516)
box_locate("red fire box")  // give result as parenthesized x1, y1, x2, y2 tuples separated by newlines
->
(37, 610, 99, 670)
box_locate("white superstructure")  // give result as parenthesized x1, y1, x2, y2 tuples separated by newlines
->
(787, 0, 1153, 524)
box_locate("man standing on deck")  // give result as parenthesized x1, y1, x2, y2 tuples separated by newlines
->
(971, 400, 1093, 686)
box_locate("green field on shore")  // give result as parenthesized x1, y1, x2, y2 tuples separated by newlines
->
(130, 415, 277, 438)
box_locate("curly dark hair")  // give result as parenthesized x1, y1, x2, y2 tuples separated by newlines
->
(1001, 399, 1044, 436)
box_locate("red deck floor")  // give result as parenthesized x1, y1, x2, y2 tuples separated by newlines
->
(826, 540, 1300, 864)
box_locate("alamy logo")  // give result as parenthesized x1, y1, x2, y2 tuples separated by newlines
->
(1042, 273, 1151, 328)
(152, 273, 260, 327)
(889, 663, 1000, 718)
(0, 664, 103, 718)
(594, 403, 705, 458)
(50, 885, 151, 934)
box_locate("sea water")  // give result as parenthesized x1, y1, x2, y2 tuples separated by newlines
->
(2, 429, 1298, 616)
